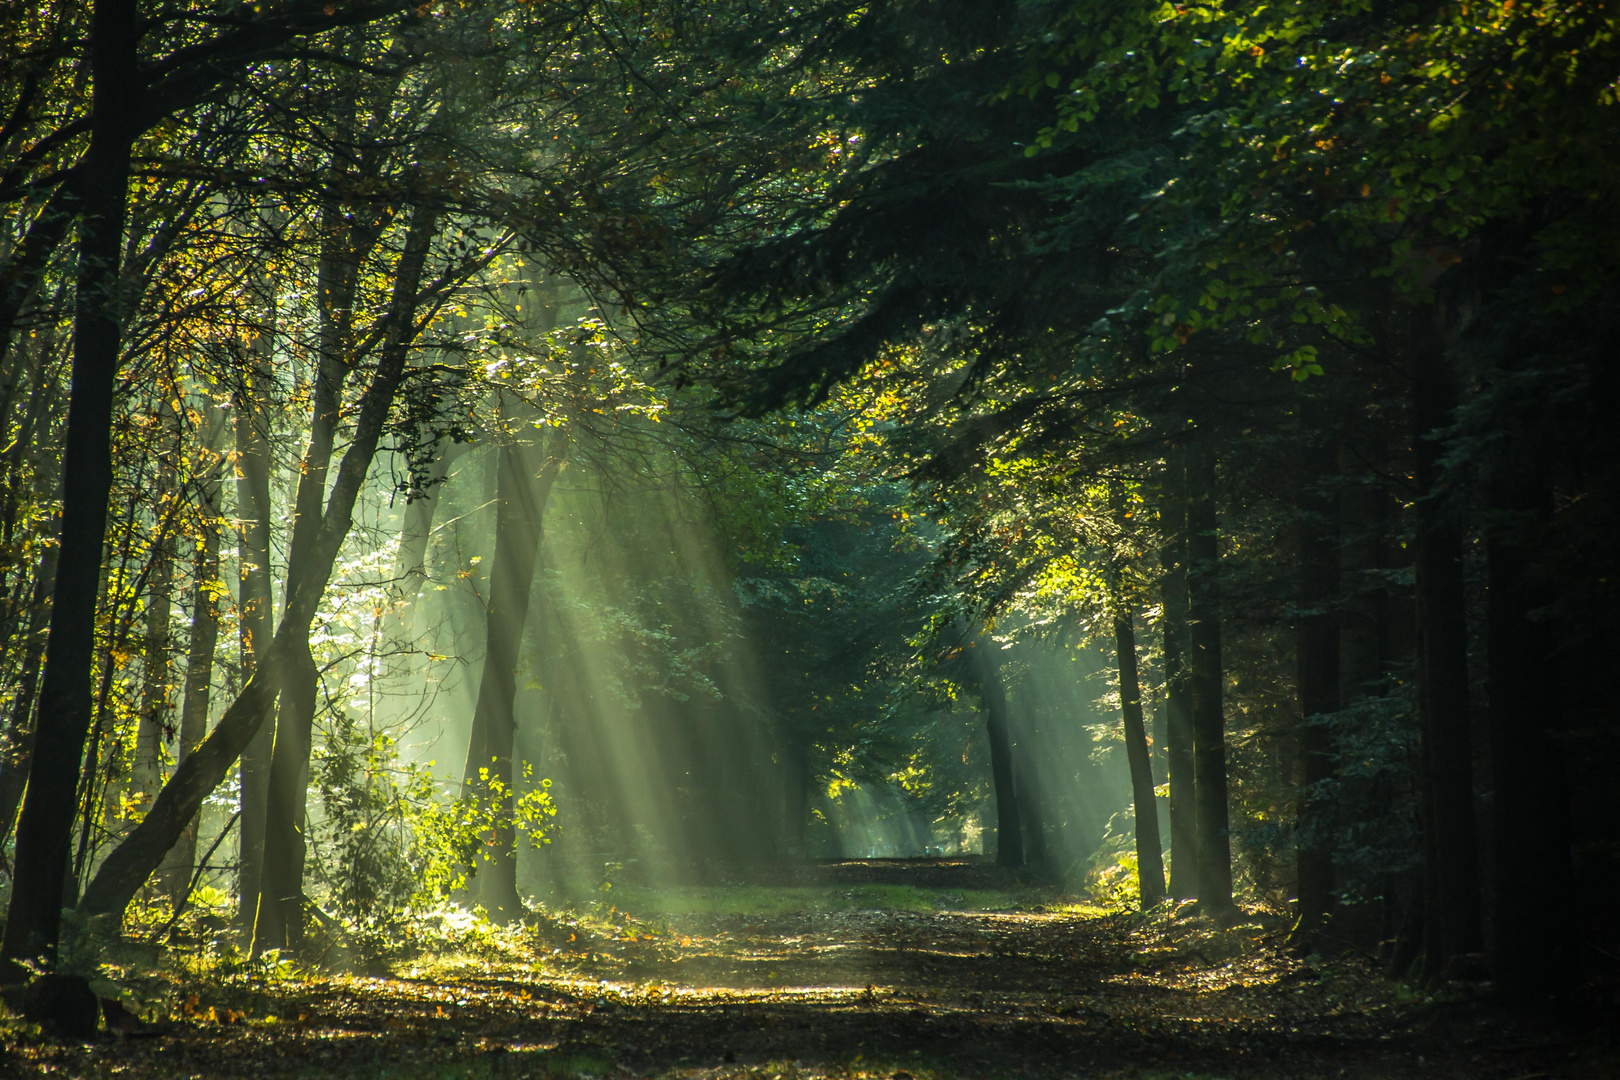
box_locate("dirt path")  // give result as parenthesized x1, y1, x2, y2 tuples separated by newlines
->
(2, 860, 1612, 1079)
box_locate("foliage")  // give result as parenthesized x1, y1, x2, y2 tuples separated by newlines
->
(312, 715, 558, 925)
(0, 0, 1613, 1002)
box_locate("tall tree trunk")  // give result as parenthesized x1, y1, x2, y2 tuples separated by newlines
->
(1338, 435, 1410, 961)
(1160, 499, 1197, 900)
(0, 187, 74, 376)
(77, 203, 441, 924)
(0, 531, 60, 857)
(1291, 439, 1341, 948)
(160, 407, 227, 906)
(1115, 603, 1166, 906)
(459, 410, 565, 923)
(1012, 725, 1049, 874)
(69, 493, 150, 905)
(784, 751, 811, 857)
(252, 645, 317, 953)
(1, 0, 138, 972)
(234, 321, 276, 931)
(974, 644, 1022, 869)
(1487, 477, 1577, 998)
(251, 179, 384, 955)
(0, 317, 67, 666)
(1186, 444, 1234, 914)
(386, 438, 467, 636)
(1410, 343, 1482, 979)
(133, 497, 175, 807)
(1338, 440, 1389, 705)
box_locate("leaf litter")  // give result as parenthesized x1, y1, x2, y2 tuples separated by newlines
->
(0, 860, 1613, 1079)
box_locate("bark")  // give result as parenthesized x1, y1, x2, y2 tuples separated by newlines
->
(0, 186, 74, 377)
(975, 644, 1022, 869)
(1012, 727, 1049, 874)
(0, 532, 60, 856)
(1410, 343, 1482, 978)
(784, 753, 810, 857)
(1, 0, 139, 970)
(1487, 479, 1577, 998)
(70, 494, 153, 903)
(394, 484, 439, 591)
(132, 495, 175, 803)
(1338, 437, 1408, 962)
(251, 644, 318, 953)
(1338, 439, 1389, 707)
(1291, 441, 1341, 948)
(1160, 504, 1197, 900)
(76, 203, 441, 923)
(387, 438, 467, 627)
(251, 177, 387, 955)
(234, 317, 276, 930)
(1115, 604, 1166, 906)
(458, 409, 565, 923)
(159, 407, 227, 906)
(1186, 444, 1234, 914)
(0, 303, 68, 632)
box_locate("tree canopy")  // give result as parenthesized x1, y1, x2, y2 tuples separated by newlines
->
(0, 0, 1614, 1031)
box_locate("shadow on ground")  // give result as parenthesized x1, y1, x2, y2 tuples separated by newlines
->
(1, 859, 1613, 1080)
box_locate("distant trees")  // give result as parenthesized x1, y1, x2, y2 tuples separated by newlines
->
(0, 0, 1612, 1004)
(608, 0, 1620, 992)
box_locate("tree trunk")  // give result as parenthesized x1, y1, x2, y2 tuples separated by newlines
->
(0, 187, 74, 375)
(0, 333, 64, 679)
(1, 0, 138, 972)
(1186, 444, 1234, 914)
(1290, 439, 1341, 948)
(1012, 725, 1049, 874)
(1338, 439, 1389, 707)
(1160, 502, 1197, 900)
(160, 407, 227, 906)
(1487, 478, 1577, 998)
(76, 203, 441, 923)
(784, 752, 810, 857)
(0, 532, 60, 857)
(386, 438, 467, 636)
(975, 644, 1022, 869)
(0, 305, 68, 677)
(1410, 343, 1482, 979)
(133, 504, 175, 807)
(1115, 604, 1166, 906)
(234, 322, 277, 931)
(459, 409, 565, 923)
(251, 644, 318, 954)
(250, 181, 382, 955)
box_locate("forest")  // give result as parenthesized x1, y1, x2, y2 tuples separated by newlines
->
(0, 0, 1615, 1077)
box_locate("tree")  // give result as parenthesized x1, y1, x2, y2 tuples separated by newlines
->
(1113, 600, 1164, 907)
(1, 0, 145, 972)
(251, 71, 437, 949)
(972, 639, 1024, 869)
(158, 400, 228, 905)
(641, 0, 1619, 985)
(457, 400, 566, 922)
(232, 279, 278, 930)
(1290, 434, 1340, 947)
(77, 198, 443, 922)
(1158, 484, 1196, 900)
(2, 0, 421, 974)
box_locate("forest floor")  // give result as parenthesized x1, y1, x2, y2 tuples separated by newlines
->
(2, 859, 1615, 1079)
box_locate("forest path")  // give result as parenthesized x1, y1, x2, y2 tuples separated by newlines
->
(2, 860, 1610, 1078)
